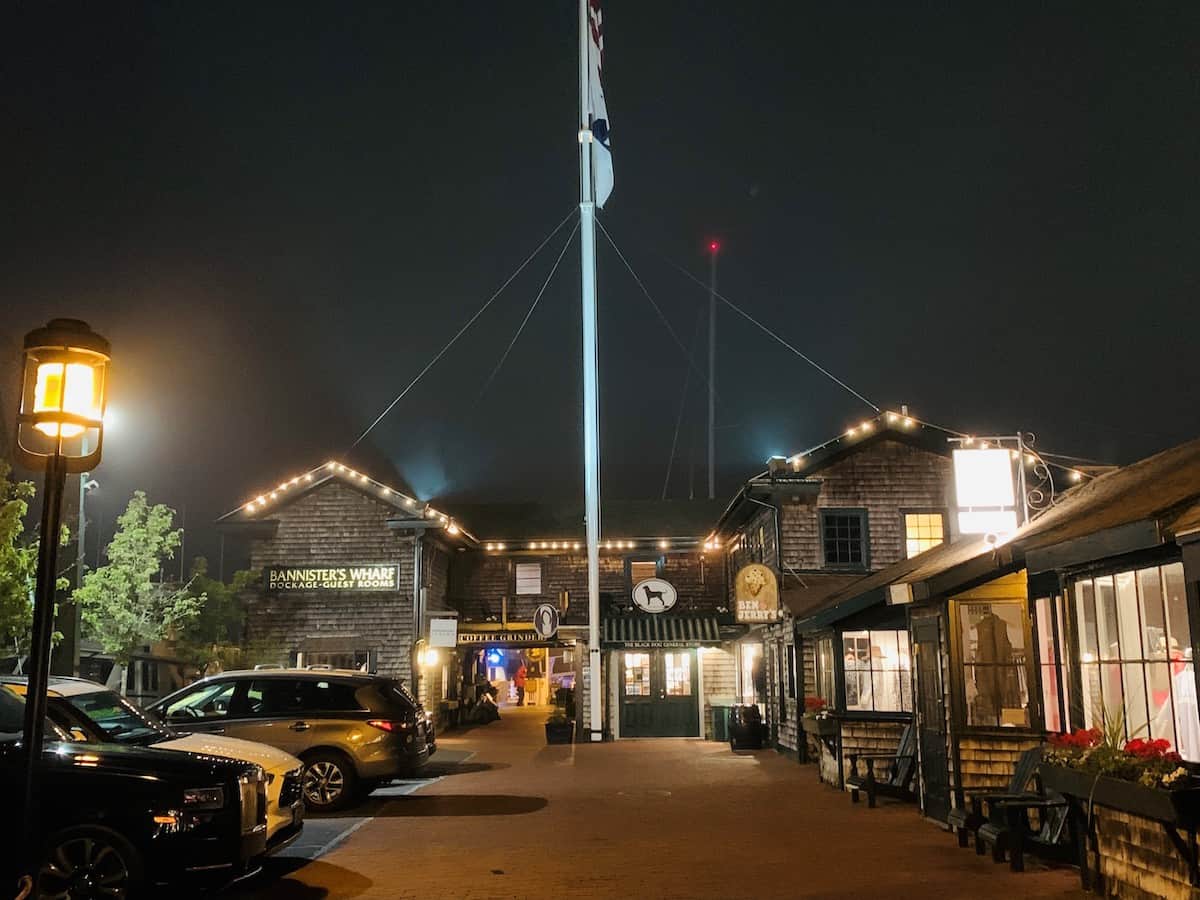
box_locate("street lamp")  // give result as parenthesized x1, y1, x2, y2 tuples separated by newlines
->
(14, 318, 110, 872)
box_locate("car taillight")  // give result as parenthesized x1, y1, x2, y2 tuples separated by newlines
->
(367, 719, 413, 733)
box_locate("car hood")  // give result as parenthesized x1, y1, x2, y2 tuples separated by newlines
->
(156, 733, 301, 775)
(38, 740, 258, 781)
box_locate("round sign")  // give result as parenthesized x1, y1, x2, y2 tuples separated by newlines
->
(534, 603, 559, 639)
(632, 578, 677, 614)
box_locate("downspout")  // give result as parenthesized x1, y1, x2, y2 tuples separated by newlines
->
(412, 531, 423, 695)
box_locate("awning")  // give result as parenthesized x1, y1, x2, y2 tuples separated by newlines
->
(602, 615, 725, 649)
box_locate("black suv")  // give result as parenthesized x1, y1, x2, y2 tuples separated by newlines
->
(151, 669, 435, 811)
(1, 687, 269, 897)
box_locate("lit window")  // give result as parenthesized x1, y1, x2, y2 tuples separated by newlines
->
(959, 602, 1030, 728)
(843, 629, 912, 712)
(515, 563, 542, 595)
(624, 653, 650, 696)
(664, 652, 692, 696)
(905, 513, 945, 558)
(630, 560, 658, 584)
(1075, 563, 1197, 760)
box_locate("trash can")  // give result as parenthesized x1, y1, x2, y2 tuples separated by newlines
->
(728, 704, 764, 750)
(710, 704, 732, 742)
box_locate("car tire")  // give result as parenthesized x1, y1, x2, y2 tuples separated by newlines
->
(38, 824, 144, 899)
(301, 751, 358, 812)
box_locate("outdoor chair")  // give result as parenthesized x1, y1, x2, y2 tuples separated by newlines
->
(844, 722, 917, 808)
(948, 745, 1043, 848)
(975, 788, 1076, 872)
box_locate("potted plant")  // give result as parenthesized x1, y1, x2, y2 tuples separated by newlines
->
(1040, 709, 1200, 826)
(800, 697, 838, 737)
(545, 708, 575, 744)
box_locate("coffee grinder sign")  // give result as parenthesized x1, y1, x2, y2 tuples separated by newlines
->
(735, 563, 780, 623)
(632, 578, 677, 614)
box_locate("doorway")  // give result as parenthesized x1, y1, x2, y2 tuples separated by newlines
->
(619, 649, 700, 737)
(913, 614, 951, 822)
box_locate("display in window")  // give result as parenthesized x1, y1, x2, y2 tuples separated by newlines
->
(842, 629, 911, 713)
(960, 602, 1029, 727)
(624, 653, 650, 697)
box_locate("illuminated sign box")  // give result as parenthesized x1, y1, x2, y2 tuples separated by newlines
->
(953, 448, 1018, 536)
(265, 564, 400, 592)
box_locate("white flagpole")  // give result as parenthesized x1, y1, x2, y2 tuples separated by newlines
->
(578, 0, 604, 742)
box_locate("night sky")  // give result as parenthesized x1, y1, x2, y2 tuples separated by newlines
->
(2, 3, 1197, 567)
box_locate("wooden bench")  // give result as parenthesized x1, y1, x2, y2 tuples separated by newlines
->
(845, 722, 917, 808)
(948, 745, 1043, 848)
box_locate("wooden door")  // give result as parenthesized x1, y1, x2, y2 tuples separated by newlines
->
(619, 650, 700, 737)
(913, 614, 951, 822)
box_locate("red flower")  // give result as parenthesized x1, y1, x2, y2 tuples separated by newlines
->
(804, 697, 827, 712)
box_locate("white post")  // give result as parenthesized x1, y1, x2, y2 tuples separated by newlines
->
(579, 0, 603, 742)
(707, 247, 717, 499)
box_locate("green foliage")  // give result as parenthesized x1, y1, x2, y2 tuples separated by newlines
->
(0, 462, 68, 662)
(73, 491, 203, 663)
(174, 559, 261, 674)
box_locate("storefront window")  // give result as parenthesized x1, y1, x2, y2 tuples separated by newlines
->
(815, 636, 836, 706)
(1075, 562, 1198, 760)
(960, 602, 1030, 728)
(1034, 595, 1070, 732)
(843, 629, 912, 713)
(664, 652, 691, 696)
(624, 653, 650, 696)
(740, 643, 763, 706)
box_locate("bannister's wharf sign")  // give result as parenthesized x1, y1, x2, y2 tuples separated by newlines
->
(265, 565, 400, 592)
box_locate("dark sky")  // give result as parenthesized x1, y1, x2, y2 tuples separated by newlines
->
(3, 3, 1198, 567)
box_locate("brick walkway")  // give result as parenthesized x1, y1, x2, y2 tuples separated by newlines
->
(243, 705, 1087, 899)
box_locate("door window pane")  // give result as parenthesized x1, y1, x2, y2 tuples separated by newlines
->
(815, 637, 836, 705)
(664, 652, 692, 696)
(624, 653, 650, 697)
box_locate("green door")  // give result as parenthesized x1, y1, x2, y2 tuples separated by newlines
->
(620, 649, 700, 737)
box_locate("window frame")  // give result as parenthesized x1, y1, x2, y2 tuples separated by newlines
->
(626, 556, 664, 592)
(839, 627, 914, 715)
(901, 508, 948, 560)
(820, 508, 870, 571)
(950, 596, 1037, 733)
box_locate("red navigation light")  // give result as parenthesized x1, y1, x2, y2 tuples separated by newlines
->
(708, 240, 720, 253)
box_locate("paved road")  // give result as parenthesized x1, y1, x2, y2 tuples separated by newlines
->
(229, 705, 1085, 899)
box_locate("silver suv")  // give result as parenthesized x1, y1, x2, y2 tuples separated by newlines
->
(150, 669, 435, 811)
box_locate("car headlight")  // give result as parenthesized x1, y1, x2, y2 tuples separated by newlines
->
(182, 786, 225, 810)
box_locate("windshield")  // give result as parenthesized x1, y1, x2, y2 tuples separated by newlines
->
(66, 690, 171, 745)
(0, 686, 71, 745)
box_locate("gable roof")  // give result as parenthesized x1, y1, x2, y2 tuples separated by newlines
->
(217, 459, 479, 545)
(797, 436, 1200, 626)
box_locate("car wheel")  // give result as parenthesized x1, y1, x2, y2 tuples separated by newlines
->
(301, 752, 357, 812)
(38, 825, 143, 900)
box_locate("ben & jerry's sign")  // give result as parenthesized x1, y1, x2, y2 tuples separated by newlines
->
(734, 563, 780, 623)
(266, 565, 400, 592)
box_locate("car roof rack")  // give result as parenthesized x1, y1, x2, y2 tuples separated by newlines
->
(253, 663, 284, 670)
(305, 664, 333, 670)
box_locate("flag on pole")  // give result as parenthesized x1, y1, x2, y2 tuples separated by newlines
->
(587, 0, 613, 208)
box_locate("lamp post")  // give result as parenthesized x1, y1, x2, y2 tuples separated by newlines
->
(13, 318, 110, 871)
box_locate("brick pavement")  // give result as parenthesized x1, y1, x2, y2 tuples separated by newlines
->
(243, 706, 1087, 900)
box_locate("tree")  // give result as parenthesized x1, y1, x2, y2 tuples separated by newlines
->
(175, 558, 260, 676)
(0, 461, 68, 669)
(74, 492, 203, 684)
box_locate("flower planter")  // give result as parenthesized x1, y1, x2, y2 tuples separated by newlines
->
(545, 720, 575, 745)
(801, 717, 839, 738)
(1040, 765, 1200, 826)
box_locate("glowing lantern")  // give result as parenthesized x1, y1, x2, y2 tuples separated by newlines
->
(16, 319, 110, 473)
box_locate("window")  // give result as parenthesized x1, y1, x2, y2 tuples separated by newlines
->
(843, 629, 912, 712)
(814, 636, 836, 705)
(515, 563, 542, 595)
(1074, 562, 1197, 760)
(163, 680, 237, 722)
(629, 560, 659, 584)
(959, 602, 1030, 728)
(245, 679, 364, 715)
(740, 643, 764, 706)
(822, 510, 868, 568)
(67, 690, 164, 744)
(664, 652, 692, 696)
(1035, 595, 1070, 732)
(787, 644, 797, 699)
(904, 512, 946, 558)
(624, 653, 650, 696)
